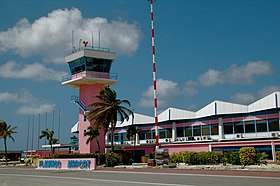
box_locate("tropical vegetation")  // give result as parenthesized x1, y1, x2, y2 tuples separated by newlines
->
(39, 129, 58, 156)
(126, 125, 141, 163)
(85, 126, 101, 164)
(87, 86, 134, 152)
(170, 147, 268, 165)
(0, 120, 17, 165)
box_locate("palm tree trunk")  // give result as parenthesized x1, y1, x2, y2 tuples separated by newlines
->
(51, 145, 54, 156)
(4, 137, 8, 166)
(110, 130, 114, 152)
(96, 139, 101, 165)
(133, 135, 136, 163)
(50, 142, 53, 156)
(50, 136, 54, 156)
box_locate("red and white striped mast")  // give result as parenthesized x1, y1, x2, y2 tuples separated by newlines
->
(148, 0, 159, 149)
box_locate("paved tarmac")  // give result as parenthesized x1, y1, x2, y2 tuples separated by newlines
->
(100, 165, 280, 178)
(0, 166, 279, 186)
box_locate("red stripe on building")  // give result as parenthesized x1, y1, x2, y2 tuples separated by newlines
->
(267, 113, 279, 119)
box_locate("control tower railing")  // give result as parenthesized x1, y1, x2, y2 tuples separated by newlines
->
(62, 71, 118, 82)
(71, 95, 89, 113)
(72, 45, 110, 53)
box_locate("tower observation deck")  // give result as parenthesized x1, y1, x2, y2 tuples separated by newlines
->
(62, 47, 118, 88)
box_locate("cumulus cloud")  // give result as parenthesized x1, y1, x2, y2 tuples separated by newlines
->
(230, 92, 255, 104)
(183, 80, 199, 96)
(230, 85, 279, 105)
(257, 85, 280, 98)
(17, 103, 55, 115)
(198, 69, 222, 87)
(0, 8, 141, 63)
(139, 61, 275, 108)
(198, 61, 273, 87)
(0, 89, 34, 103)
(139, 78, 180, 109)
(185, 104, 197, 111)
(0, 61, 67, 81)
(0, 89, 55, 115)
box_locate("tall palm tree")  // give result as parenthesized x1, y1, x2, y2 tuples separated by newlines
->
(0, 120, 17, 165)
(88, 86, 134, 152)
(85, 126, 101, 164)
(126, 125, 141, 163)
(39, 129, 55, 156)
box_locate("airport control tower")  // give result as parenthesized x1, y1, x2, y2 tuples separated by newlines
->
(62, 44, 117, 154)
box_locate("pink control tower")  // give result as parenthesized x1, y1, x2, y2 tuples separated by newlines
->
(62, 45, 117, 154)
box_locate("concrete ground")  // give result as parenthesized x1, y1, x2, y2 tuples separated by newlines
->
(110, 163, 280, 178)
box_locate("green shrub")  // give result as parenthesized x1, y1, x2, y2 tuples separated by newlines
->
(228, 151, 241, 165)
(255, 152, 268, 165)
(170, 152, 182, 163)
(170, 151, 222, 165)
(209, 152, 223, 164)
(170, 151, 197, 164)
(105, 152, 122, 167)
(276, 151, 280, 161)
(239, 147, 256, 166)
(117, 151, 133, 165)
(223, 151, 241, 165)
(196, 152, 208, 165)
(182, 151, 199, 165)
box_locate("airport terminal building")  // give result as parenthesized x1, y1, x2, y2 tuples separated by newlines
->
(72, 91, 280, 161)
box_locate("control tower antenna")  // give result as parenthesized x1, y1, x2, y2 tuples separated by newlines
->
(148, 0, 159, 149)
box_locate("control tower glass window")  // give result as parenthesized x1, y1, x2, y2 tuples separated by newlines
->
(68, 57, 112, 75)
(68, 57, 86, 75)
(85, 57, 112, 73)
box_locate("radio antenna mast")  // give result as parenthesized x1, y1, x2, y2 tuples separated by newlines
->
(72, 30, 75, 52)
(148, 0, 159, 149)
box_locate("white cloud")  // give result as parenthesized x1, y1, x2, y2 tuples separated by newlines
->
(139, 61, 275, 108)
(230, 85, 280, 105)
(198, 61, 273, 87)
(139, 78, 180, 108)
(17, 103, 55, 115)
(257, 85, 280, 98)
(0, 89, 55, 115)
(185, 104, 197, 111)
(230, 92, 255, 104)
(0, 8, 141, 63)
(182, 80, 199, 96)
(0, 89, 34, 103)
(198, 69, 222, 87)
(0, 61, 67, 81)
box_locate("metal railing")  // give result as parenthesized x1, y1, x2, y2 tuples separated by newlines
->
(72, 45, 110, 53)
(62, 71, 118, 82)
(71, 96, 89, 112)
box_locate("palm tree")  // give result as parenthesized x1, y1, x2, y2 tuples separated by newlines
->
(0, 120, 17, 165)
(88, 86, 134, 152)
(126, 125, 141, 163)
(85, 126, 101, 164)
(39, 129, 55, 156)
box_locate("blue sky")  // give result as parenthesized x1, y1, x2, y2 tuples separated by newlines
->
(0, 0, 279, 150)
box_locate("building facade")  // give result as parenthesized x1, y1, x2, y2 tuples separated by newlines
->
(71, 92, 280, 161)
(109, 92, 280, 161)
